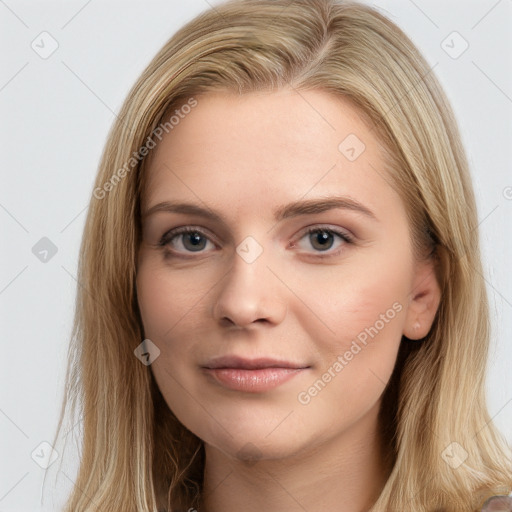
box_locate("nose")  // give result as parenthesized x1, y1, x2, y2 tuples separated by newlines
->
(212, 243, 287, 329)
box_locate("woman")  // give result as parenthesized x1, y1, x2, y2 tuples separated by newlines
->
(51, 0, 512, 510)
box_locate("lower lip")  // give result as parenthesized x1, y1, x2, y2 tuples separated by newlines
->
(203, 367, 307, 392)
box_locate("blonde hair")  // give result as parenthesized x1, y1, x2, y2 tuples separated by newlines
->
(49, 0, 512, 510)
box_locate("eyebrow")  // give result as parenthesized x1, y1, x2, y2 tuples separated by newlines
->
(142, 196, 378, 223)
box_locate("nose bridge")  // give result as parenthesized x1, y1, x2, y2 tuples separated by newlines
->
(212, 234, 286, 326)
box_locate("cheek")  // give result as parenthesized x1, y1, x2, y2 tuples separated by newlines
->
(289, 251, 410, 411)
(293, 250, 411, 353)
(136, 255, 215, 340)
(326, 281, 406, 351)
(136, 255, 216, 396)
(294, 278, 406, 424)
(136, 258, 211, 425)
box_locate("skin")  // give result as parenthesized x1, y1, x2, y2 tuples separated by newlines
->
(482, 497, 512, 512)
(136, 89, 441, 512)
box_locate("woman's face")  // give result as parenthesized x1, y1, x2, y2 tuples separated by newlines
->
(136, 89, 438, 462)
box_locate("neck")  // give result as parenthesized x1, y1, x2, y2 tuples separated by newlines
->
(199, 401, 391, 512)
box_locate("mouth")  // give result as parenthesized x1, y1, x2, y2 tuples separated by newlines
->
(201, 355, 311, 393)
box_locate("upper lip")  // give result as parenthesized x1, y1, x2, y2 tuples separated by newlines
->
(203, 356, 309, 370)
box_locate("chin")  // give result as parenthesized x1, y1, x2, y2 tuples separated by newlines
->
(193, 413, 320, 463)
(207, 433, 305, 464)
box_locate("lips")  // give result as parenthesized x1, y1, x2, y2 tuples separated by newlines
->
(201, 355, 310, 393)
(202, 355, 309, 370)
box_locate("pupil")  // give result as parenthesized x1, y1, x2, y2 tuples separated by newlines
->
(184, 232, 206, 251)
(311, 230, 333, 251)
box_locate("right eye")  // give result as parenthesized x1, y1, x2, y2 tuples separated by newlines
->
(159, 227, 216, 255)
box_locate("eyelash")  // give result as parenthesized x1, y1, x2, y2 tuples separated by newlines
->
(158, 225, 353, 260)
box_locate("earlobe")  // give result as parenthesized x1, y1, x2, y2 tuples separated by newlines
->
(403, 260, 442, 340)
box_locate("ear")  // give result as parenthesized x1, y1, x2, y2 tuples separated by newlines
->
(403, 258, 442, 340)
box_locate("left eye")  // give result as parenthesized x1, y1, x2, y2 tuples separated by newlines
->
(294, 227, 352, 254)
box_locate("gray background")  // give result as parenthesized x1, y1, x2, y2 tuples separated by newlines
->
(1, 0, 511, 510)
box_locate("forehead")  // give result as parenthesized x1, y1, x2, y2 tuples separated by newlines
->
(142, 89, 399, 220)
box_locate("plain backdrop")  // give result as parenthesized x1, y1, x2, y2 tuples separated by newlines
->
(1, 1, 511, 510)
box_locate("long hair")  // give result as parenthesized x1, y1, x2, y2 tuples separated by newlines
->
(49, 1, 512, 510)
